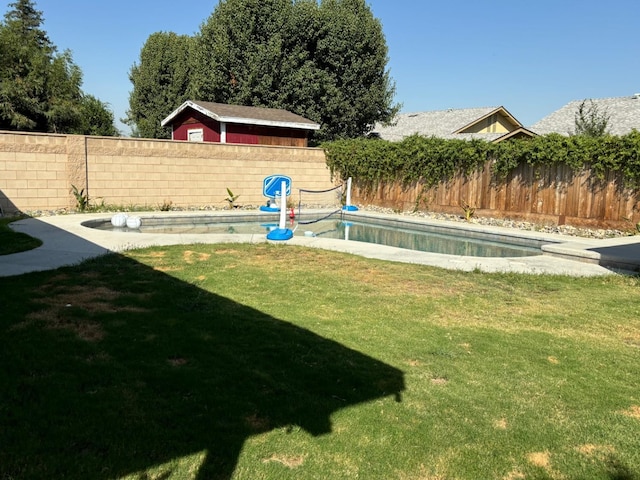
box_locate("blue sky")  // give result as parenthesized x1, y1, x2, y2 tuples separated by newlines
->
(11, 0, 640, 134)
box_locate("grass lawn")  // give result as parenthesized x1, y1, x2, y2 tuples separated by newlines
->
(0, 216, 42, 255)
(1, 243, 639, 479)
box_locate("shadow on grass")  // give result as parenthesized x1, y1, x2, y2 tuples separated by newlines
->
(0, 220, 405, 479)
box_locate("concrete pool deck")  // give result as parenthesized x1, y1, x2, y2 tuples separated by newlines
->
(2, 211, 640, 277)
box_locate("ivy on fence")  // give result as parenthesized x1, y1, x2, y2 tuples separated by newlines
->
(323, 130, 640, 190)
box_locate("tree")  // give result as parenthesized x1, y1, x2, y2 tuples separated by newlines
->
(76, 95, 119, 136)
(312, 0, 399, 140)
(0, 0, 117, 135)
(125, 32, 193, 138)
(574, 99, 610, 137)
(0, 0, 52, 130)
(129, 0, 398, 141)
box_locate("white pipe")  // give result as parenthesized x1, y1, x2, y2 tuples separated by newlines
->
(346, 177, 352, 207)
(278, 180, 287, 229)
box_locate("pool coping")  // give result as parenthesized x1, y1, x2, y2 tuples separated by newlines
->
(2, 210, 640, 277)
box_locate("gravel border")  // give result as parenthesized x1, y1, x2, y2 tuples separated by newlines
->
(12, 204, 639, 240)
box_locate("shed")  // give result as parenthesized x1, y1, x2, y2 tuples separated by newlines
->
(161, 100, 320, 147)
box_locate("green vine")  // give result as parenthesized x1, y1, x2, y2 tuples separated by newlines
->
(323, 130, 640, 190)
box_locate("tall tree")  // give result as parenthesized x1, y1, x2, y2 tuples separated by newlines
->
(125, 32, 193, 138)
(313, 0, 398, 140)
(0, 0, 52, 130)
(187, 0, 398, 141)
(0, 0, 117, 135)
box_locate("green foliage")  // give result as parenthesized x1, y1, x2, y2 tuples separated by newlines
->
(459, 199, 475, 221)
(0, 0, 118, 135)
(492, 130, 640, 187)
(75, 94, 119, 136)
(131, 0, 398, 141)
(324, 134, 491, 188)
(125, 32, 193, 138)
(225, 187, 239, 209)
(70, 184, 88, 211)
(574, 99, 610, 137)
(325, 131, 640, 191)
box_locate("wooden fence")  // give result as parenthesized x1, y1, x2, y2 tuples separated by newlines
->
(351, 161, 640, 230)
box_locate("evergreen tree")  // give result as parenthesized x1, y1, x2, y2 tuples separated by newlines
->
(125, 32, 193, 138)
(0, 0, 117, 135)
(0, 0, 52, 130)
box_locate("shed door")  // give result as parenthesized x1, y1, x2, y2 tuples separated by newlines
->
(187, 128, 204, 142)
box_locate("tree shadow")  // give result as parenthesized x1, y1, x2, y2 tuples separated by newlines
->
(0, 188, 19, 216)
(0, 219, 405, 479)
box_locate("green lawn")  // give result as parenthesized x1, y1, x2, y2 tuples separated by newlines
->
(1, 243, 639, 480)
(0, 216, 42, 255)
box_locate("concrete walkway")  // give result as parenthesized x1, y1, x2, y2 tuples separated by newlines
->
(2, 212, 640, 277)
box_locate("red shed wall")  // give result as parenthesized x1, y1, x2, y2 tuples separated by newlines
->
(167, 107, 311, 147)
(171, 111, 221, 142)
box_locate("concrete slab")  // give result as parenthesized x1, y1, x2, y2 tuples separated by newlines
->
(1, 212, 639, 277)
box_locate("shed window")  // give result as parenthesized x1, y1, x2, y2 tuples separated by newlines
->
(187, 128, 204, 142)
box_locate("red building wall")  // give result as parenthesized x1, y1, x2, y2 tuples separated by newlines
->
(171, 111, 221, 142)
(168, 108, 310, 147)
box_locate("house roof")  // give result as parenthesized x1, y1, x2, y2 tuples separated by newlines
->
(530, 94, 640, 136)
(161, 100, 321, 130)
(371, 106, 531, 143)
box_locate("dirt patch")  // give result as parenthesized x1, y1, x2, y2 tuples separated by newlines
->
(493, 418, 508, 430)
(503, 471, 525, 480)
(430, 377, 448, 386)
(619, 405, 640, 419)
(576, 444, 615, 458)
(25, 284, 149, 342)
(262, 453, 306, 469)
(154, 266, 183, 273)
(547, 356, 560, 364)
(183, 250, 211, 264)
(527, 451, 551, 468)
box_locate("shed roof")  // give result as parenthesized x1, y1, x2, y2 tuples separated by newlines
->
(371, 106, 530, 143)
(161, 100, 320, 130)
(530, 94, 640, 136)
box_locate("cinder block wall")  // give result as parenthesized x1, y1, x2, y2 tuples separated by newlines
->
(0, 131, 333, 214)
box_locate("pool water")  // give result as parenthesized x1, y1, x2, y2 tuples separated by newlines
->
(88, 215, 545, 258)
(304, 220, 542, 257)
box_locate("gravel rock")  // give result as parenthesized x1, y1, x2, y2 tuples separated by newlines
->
(361, 206, 635, 239)
(14, 204, 637, 239)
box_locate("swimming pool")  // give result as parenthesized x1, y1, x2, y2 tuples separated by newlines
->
(84, 212, 551, 258)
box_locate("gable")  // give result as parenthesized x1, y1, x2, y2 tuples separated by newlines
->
(372, 106, 529, 143)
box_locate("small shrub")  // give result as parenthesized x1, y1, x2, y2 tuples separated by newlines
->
(159, 199, 173, 211)
(70, 185, 89, 211)
(225, 188, 240, 209)
(460, 199, 476, 221)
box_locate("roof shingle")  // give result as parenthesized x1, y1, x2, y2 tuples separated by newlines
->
(530, 95, 640, 136)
